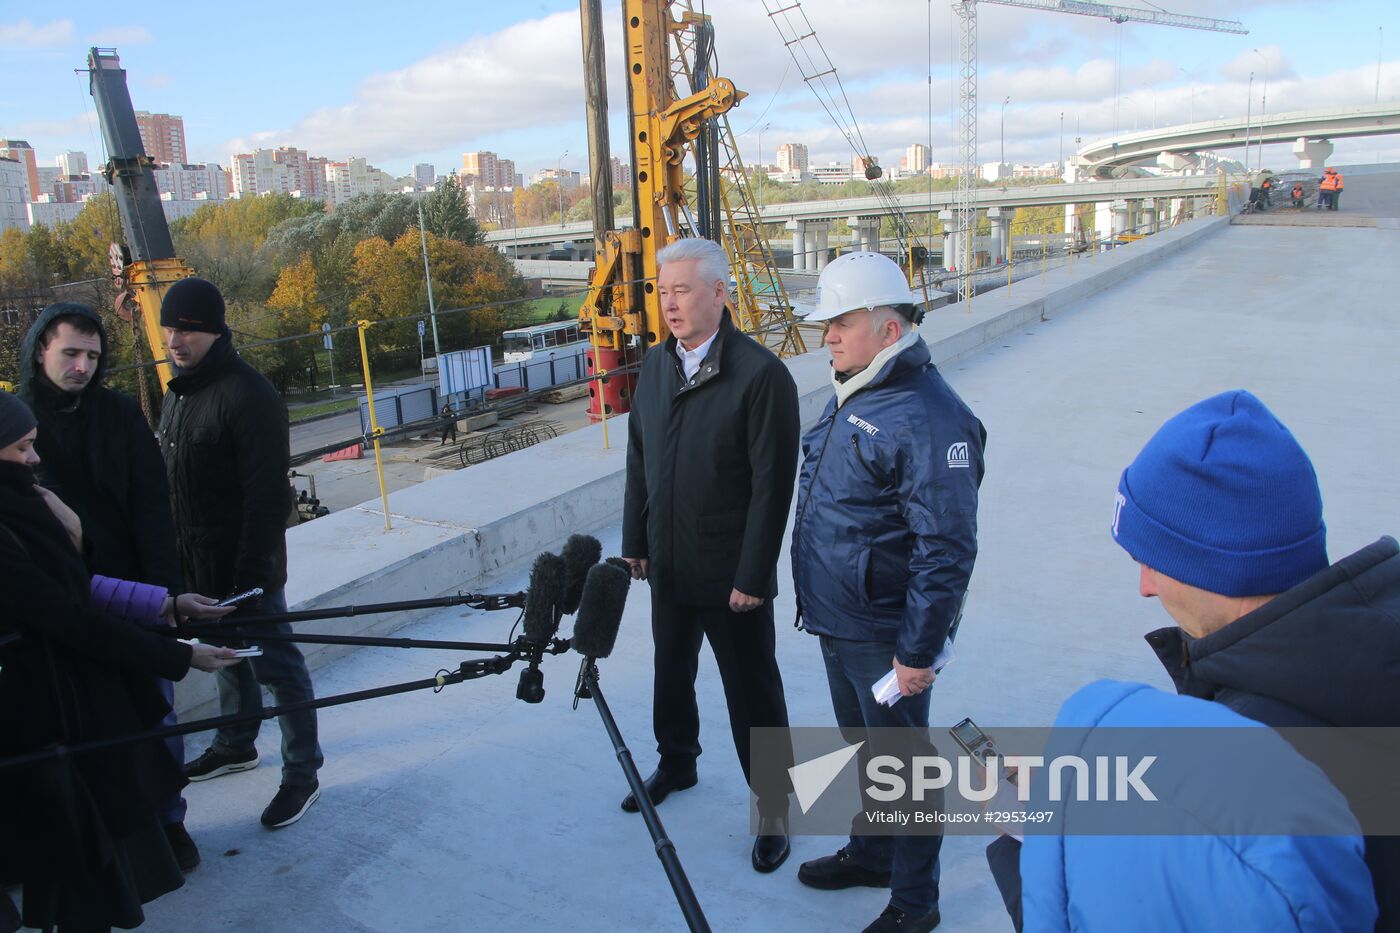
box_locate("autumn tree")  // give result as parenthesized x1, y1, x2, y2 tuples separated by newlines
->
(348, 230, 528, 370)
(170, 194, 323, 304)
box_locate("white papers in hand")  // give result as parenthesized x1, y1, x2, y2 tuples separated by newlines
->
(870, 640, 956, 707)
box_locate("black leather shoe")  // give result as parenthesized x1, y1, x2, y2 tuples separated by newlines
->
(797, 846, 892, 890)
(751, 816, 790, 873)
(861, 903, 940, 932)
(620, 768, 698, 813)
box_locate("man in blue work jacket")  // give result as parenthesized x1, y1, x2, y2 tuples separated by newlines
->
(792, 252, 985, 933)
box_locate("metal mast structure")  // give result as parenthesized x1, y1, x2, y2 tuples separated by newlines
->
(952, 0, 1246, 301)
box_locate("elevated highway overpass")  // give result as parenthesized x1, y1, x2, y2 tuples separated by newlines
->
(486, 174, 1220, 251)
(489, 174, 1224, 273)
(1075, 103, 1400, 175)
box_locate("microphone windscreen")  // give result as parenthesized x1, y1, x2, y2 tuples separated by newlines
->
(572, 561, 631, 659)
(560, 534, 603, 615)
(522, 551, 567, 644)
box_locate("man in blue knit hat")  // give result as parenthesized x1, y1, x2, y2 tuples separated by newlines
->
(1110, 389, 1399, 931)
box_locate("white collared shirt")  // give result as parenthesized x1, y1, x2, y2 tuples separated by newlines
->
(675, 329, 719, 382)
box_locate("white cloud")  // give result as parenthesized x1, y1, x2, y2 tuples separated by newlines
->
(212, 0, 1398, 178)
(0, 18, 73, 48)
(225, 8, 603, 165)
(86, 26, 155, 46)
(1220, 45, 1296, 83)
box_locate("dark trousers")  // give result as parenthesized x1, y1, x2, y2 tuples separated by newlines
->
(821, 634, 943, 917)
(156, 677, 186, 825)
(651, 596, 792, 817)
(210, 588, 323, 785)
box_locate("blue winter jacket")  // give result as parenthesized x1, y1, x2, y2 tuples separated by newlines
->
(1019, 680, 1377, 933)
(792, 336, 985, 667)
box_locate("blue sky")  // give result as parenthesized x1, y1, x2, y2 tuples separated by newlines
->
(3, 0, 1397, 180)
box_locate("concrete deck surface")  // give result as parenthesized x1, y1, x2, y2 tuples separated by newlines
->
(131, 205, 1399, 932)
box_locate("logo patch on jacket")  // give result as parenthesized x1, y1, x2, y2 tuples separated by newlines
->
(846, 414, 880, 437)
(946, 442, 970, 469)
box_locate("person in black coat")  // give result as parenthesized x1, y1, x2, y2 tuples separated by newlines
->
(621, 238, 800, 874)
(0, 390, 239, 933)
(158, 277, 324, 830)
(17, 301, 202, 870)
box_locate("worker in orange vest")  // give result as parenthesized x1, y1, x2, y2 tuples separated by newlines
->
(1319, 167, 1344, 211)
(1291, 182, 1306, 208)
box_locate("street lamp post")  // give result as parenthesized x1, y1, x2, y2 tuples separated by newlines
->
(1245, 72, 1254, 174)
(1179, 67, 1195, 124)
(1251, 49, 1269, 171)
(1058, 112, 1065, 169)
(555, 151, 568, 225)
(756, 122, 770, 210)
(1000, 96, 1010, 169)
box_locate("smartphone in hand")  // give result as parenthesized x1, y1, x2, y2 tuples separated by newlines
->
(216, 587, 264, 609)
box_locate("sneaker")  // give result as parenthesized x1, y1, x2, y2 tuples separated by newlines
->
(797, 846, 892, 890)
(163, 821, 201, 873)
(261, 781, 321, 829)
(861, 904, 941, 933)
(184, 747, 259, 782)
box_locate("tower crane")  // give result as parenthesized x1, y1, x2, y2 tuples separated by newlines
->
(950, 0, 1246, 301)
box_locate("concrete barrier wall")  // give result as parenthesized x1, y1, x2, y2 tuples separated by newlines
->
(174, 213, 1229, 719)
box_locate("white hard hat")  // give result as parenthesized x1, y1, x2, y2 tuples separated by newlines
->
(797, 251, 917, 323)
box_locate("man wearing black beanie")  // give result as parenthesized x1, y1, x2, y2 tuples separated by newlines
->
(158, 277, 324, 829)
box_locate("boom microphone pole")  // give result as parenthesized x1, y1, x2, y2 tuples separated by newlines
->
(174, 591, 529, 632)
(572, 561, 711, 933)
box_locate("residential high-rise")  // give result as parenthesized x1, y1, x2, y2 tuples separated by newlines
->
(35, 166, 62, 198)
(230, 154, 256, 195)
(228, 147, 324, 200)
(322, 157, 395, 205)
(53, 174, 110, 203)
(610, 156, 631, 187)
(56, 151, 89, 177)
(0, 140, 38, 202)
(134, 112, 187, 165)
(775, 143, 809, 175)
(461, 151, 517, 189)
(530, 167, 581, 189)
(901, 143, 930, 174)
(414, 163, 436, 187)
(0, 156, 30, 231)
(153, 164, 230, 201)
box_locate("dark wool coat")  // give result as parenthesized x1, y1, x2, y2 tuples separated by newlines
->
(622, 315, 800, 608)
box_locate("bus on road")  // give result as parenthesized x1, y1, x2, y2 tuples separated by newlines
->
(501, 319, 588, 363)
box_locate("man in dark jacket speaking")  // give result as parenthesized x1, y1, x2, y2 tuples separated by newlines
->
(792, 252, 985, 933)
(621, 237, 800, 873)
(158, 277, 323, 829)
